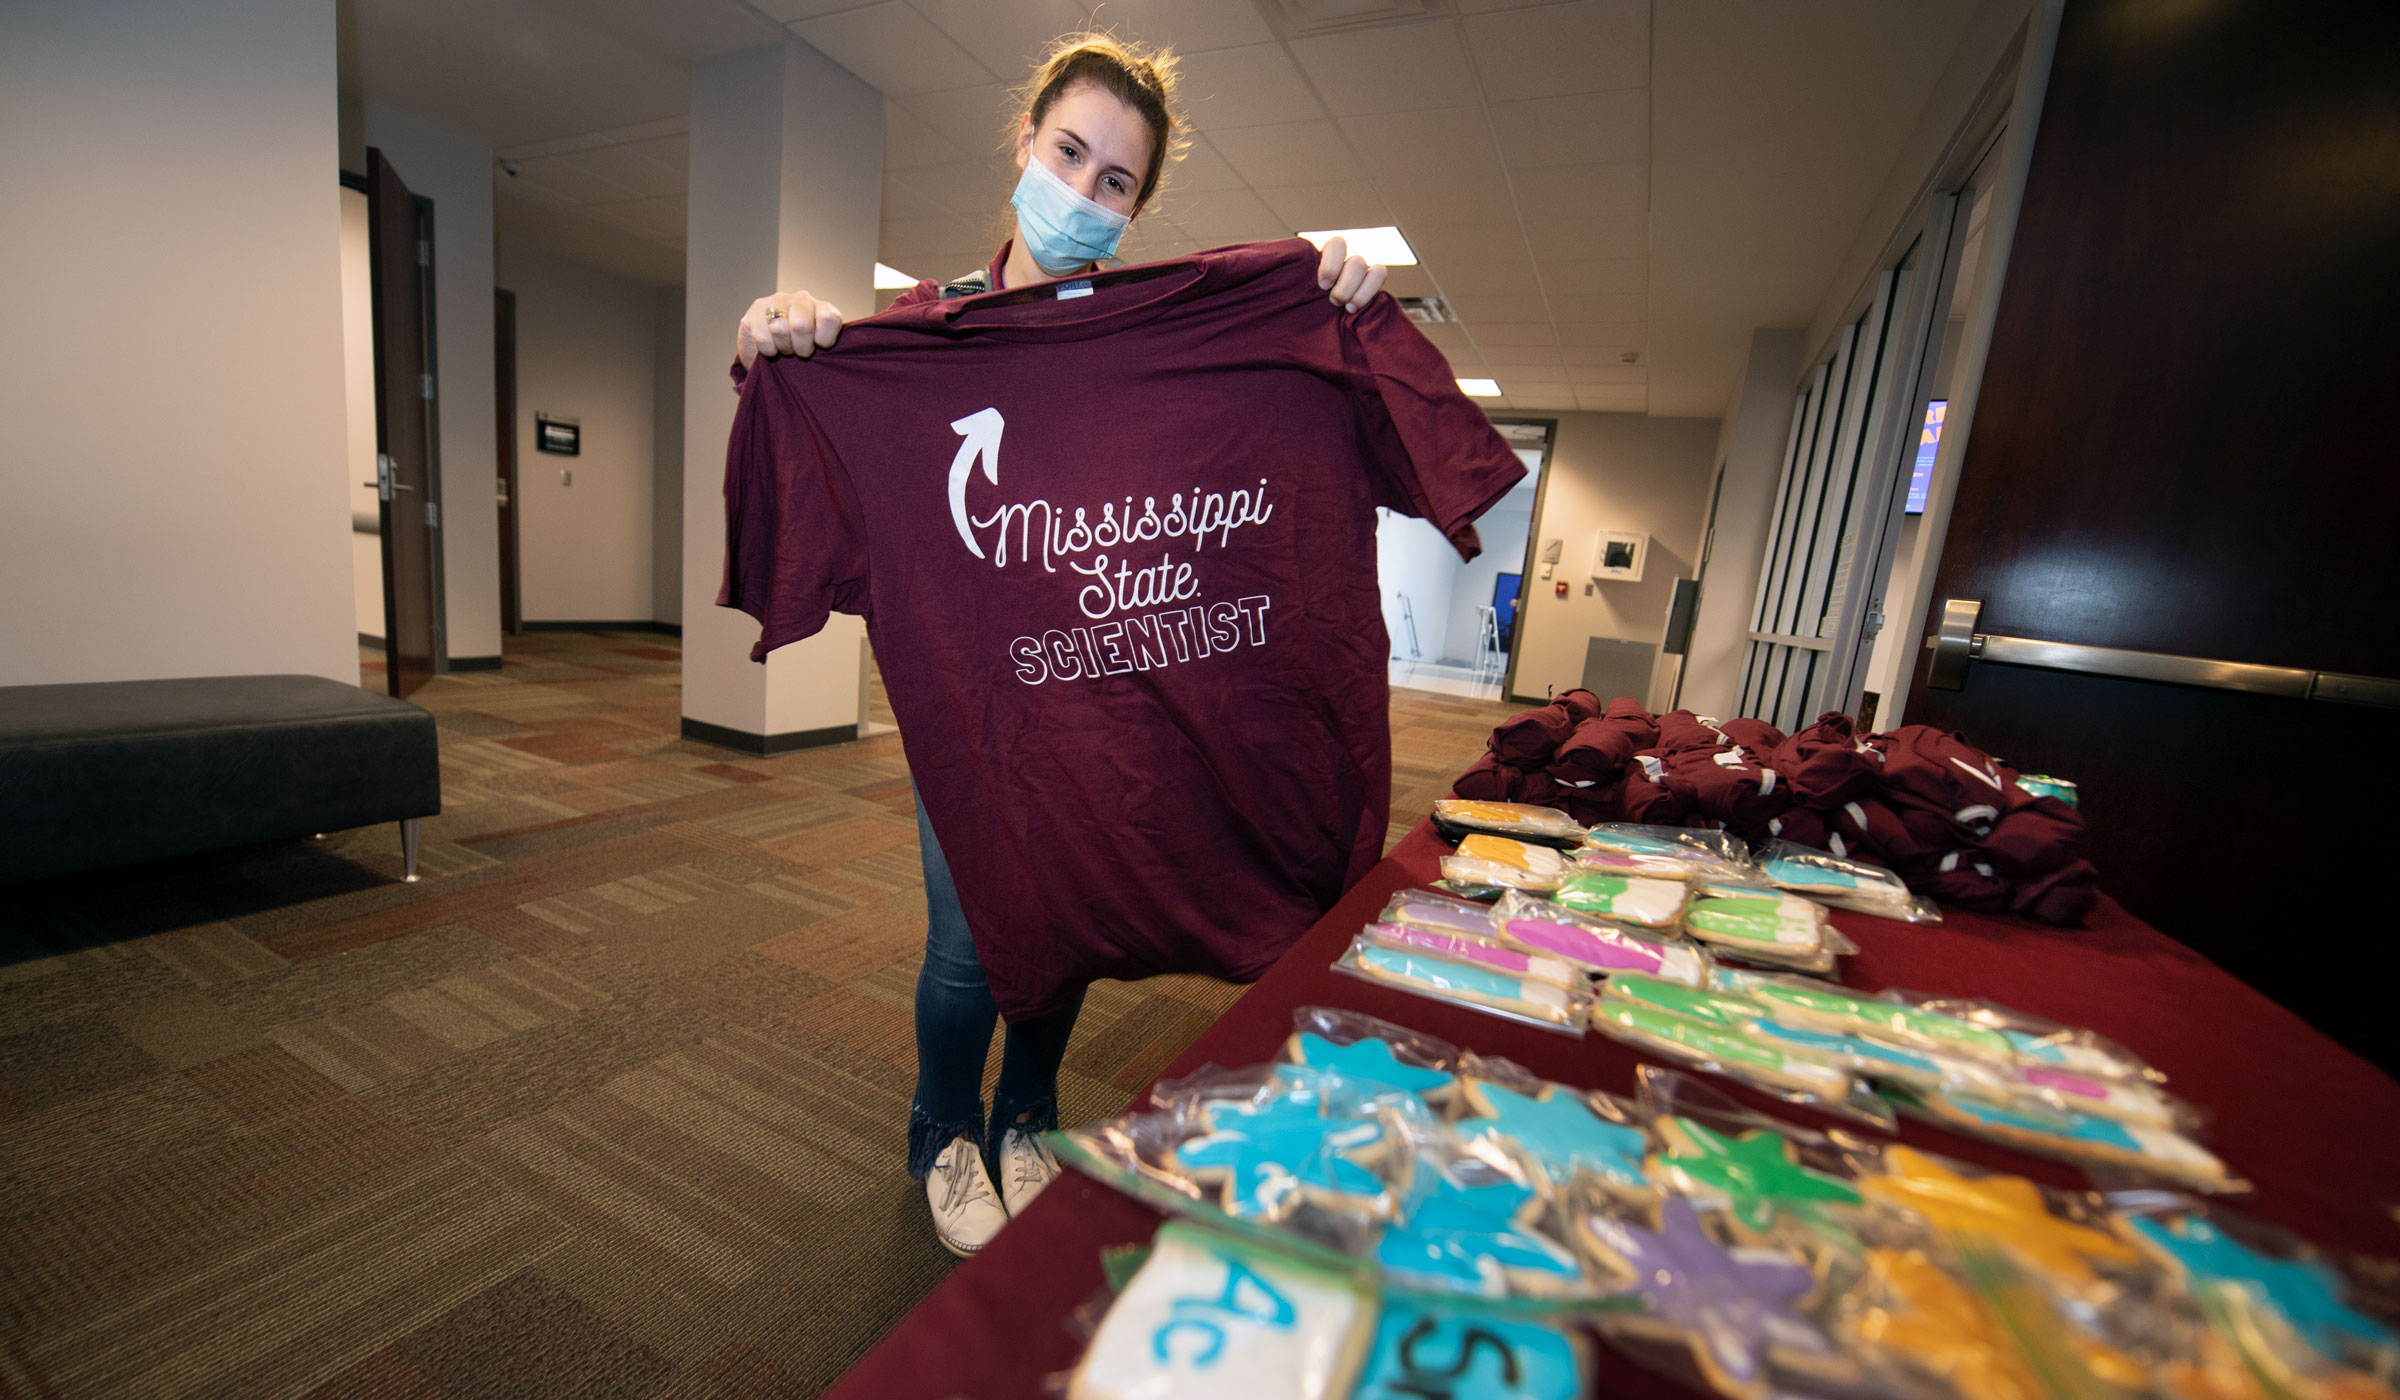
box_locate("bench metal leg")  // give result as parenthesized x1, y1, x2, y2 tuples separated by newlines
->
(401, 818, 421, 883)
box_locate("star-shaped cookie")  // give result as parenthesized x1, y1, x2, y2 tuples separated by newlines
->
(1176, 1091, 1390, 1220)
(2130, 1213, 2394, 1362)
(1859, 1146, 2134, 1291)
(1584, 1196, 1837, 1400)
(1374, 1170, 1584, 1297)
(1454, 1082, 1647, 1189)
(1650, 1116, 1860, 1239)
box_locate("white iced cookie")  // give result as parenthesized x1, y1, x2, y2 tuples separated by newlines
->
(1458, 834, 1570, 878)
(1070, 1224, 1374, 1400)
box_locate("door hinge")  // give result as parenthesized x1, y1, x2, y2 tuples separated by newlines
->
(419, 374, 434, 400)
(416, 240, 430, 267)
(425, 501, 440, 529)
(1863, 602, 1885, 639)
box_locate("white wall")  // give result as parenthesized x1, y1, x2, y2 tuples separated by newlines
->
(651, 284, 686, 627)
(0, 0, 354, 686)
(1679, 327, 1805, 717)
(1512, 413, 1722, 708)
(1375, 512, 1458, 662)
(499, 246, 659, 624)
(363, 102, 502, 664)
(342, 186, 386, 642)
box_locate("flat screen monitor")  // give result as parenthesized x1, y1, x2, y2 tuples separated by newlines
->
(1904, 399, 1947, 514)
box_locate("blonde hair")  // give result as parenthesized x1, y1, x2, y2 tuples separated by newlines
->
(1011, 33, 1187, 209)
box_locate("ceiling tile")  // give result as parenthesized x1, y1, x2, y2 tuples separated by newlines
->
(1523, 214, 1646, 263)
(1400, 219, 1529, 265)
(1448, 293, 1553, 323)
(624, 134, 687, 175)
(881, 213, 978, 254)
(510, 156, 639, 206)
(907, 0, 1090, 77)
(1549, 291, 1646, 323)
(1489, 89, 1648, 169)
(897, 83, 1016, 155)
(1206, 120, 1364, 187)
(1096, 0, 1278, 54)
(1413, 322, 1471, 351)
(1557, 320, 1647, 349)
(1379, 265, 1435, 298)
(1462, 1, 1648, 100)
(903, 158, 1015, 216)
(882, 170, 950, 221)
(1171, 185, 1284, 245)
(1479, 345, 1565, 368)
(750, 0, 881, 20)
(886, 101, 967, 169)
(1536, 257, 1646, 296)
(1426, 257, 1542, 297)
(1160, 134, 1247, 194)
(1176, 44, 1327, 130)
(1561, 345, 1642, 368)
(792, 3, 997, 98)
(1377, 169, 1516, 222)
(1455, 0, 1560, 10)
(1567, 364, 1646, 386)
(586, 197, 684, 242)
(1471, 323, 1558, 347)
(1508, 161, 1645, 223)
(560, 145, 682, 201)
(1500, 380, 1573, 401)
(1252, 180, 1391, 232)
(1287, 20, 1480, 116)
(1576, 387, 1647, 412)
(1338, 107, 1500, 186)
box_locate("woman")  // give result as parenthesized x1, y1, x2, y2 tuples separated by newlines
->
(730, 35, 1386, 1258)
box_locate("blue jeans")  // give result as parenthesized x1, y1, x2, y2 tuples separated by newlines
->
(906, 788, 1086, 1179)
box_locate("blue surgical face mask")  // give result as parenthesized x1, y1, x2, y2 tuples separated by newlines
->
(1011, 154, 1132, 277)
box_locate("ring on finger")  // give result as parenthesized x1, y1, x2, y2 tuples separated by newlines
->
(765, 307, 787, 321)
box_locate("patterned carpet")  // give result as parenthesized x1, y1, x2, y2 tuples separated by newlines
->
(0, 630, 1521, 1398)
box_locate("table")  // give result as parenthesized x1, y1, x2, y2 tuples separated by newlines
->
(827, 821, 2400, 1399)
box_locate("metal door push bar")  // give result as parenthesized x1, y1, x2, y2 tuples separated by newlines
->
(1925, 598, 2400, 708)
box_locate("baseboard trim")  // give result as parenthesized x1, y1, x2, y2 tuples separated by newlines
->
(358, 632, 386, 651)
(519, 620, 682, 637)
(680, 716, 857, 756)
(449, 655, 503, 672)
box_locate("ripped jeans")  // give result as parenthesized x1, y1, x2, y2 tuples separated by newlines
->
(906, 788, 1086, 1179)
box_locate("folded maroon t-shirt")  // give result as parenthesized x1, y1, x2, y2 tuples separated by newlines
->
(721, 241, 1525, 1018)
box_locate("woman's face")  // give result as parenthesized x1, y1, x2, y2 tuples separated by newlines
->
(1015, 84, 1154, 218)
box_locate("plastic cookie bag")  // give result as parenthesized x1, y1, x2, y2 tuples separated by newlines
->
(1437, 853, 1560, 898)
(1335, 936, 1591, 1034)
(1588, 980, 1897, 1129)
(1356, 920, 1587, 993)
(1581, 822, 1754, 873)
(2114, 1202, 2400, 1386)
(1379, 889, 1506, 940)
(1491, 891, 1710, 984)
(1755, 840, 1940, 923)
(1551, 870, 1692, 930)
(1274, 1006, 1463, 1111)
(1685, 885, 1853, 973)
(1444, 1054, 1653, 1200)
(1432, 799, 1588, 847)
(1897, 1086, 2240, 1193)
(1370, 1142, 1594, 1301)
(1066, 1219, 1376, 1400)
(1350, 1294, 1590, 1400)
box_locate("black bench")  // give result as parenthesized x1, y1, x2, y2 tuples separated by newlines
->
(0, 674, 440, 885)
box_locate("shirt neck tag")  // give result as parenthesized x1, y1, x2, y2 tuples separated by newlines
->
(1056, 279, 1094, 300)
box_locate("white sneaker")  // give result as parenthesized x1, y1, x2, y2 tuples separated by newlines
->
(998, 1127, 1060, 1217)
(927, 1135, 1008, 1258)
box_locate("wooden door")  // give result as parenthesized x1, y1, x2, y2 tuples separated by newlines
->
(495, 287, 520, 635)
(366, 147, 440, 697)
(1905, 2, 2400, 1068)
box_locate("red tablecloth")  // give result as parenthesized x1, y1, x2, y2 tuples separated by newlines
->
(828, 820, 2400, 1399)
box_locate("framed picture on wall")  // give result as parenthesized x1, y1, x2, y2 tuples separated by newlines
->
(1592, 529, 1647, 582)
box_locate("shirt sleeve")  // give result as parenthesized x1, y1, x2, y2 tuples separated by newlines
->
(1339, 295, 1527, 560)
(716, 362, 870, 661)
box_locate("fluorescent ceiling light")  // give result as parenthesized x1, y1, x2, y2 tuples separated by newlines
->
(873, 262, 919, 290)
(1297, 225, 1419, 266)
(1457, 378, 1502, 397)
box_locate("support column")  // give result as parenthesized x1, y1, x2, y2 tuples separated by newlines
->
(680, 40, 882, 753)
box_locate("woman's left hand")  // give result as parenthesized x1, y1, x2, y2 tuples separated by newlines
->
(1316, 235, 1387, 313)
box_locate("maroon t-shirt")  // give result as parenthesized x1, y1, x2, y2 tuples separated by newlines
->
(720, 239, 1525, 1019)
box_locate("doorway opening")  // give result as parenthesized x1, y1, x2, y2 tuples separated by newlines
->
(1377, 422, 1546, 701)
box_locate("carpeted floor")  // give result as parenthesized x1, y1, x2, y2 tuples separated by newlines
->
(0, 630, 1521, 1398)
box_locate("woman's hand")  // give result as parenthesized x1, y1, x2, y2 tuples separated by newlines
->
(735, 291, 845, 370)
(1316, 235, 1388, 314)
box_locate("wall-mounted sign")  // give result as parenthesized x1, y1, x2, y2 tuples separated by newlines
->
(536, 414, 580, 456)
(1591, 529, 1647, 583)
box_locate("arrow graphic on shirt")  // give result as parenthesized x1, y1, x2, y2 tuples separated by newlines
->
(948, 407, 1004, 559)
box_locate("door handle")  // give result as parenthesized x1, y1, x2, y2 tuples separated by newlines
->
(1926, 598, 2400, 708)
(372, 453, 412, 500)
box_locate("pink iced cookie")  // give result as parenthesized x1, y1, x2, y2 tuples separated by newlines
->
(1368, 923, 1581, 989)
(1500, 918, 1706, 985)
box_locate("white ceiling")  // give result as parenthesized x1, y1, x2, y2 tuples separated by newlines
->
(357, 0, 1988, 420)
